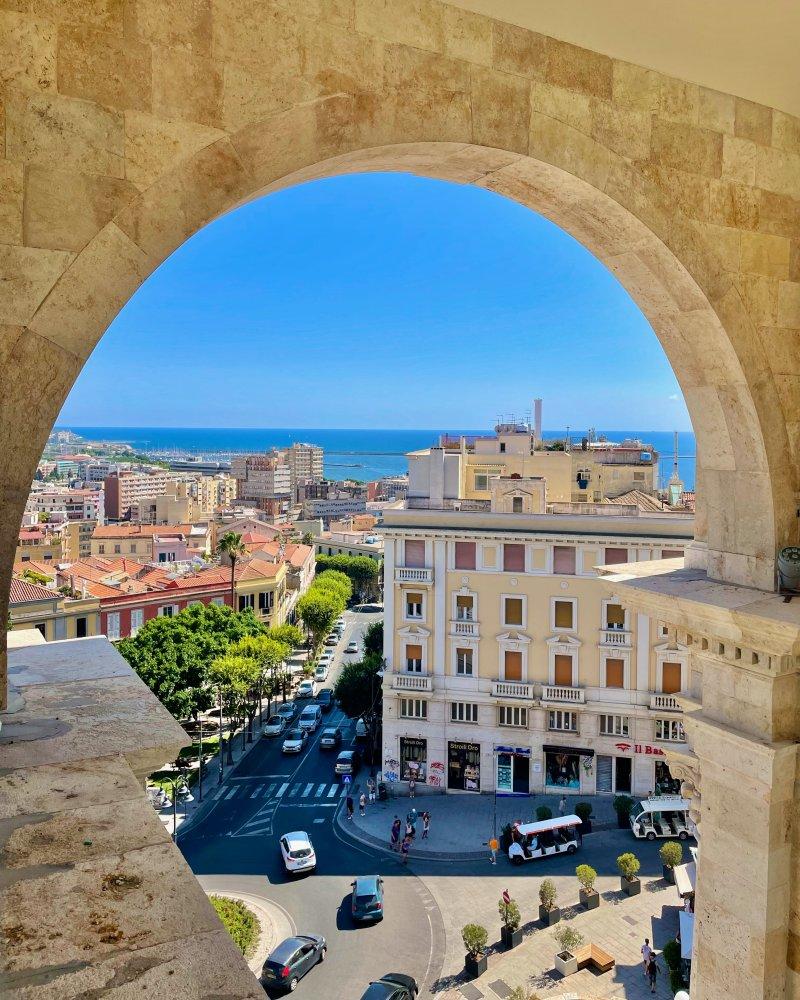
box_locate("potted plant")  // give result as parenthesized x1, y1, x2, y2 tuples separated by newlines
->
(538, 877, 560, 926)
(575, 801, 593, 835)
(535, 805, 553, 822)
(498, 894, 523, 949)
(617, 852, 641, 895)
(613, 794, 634, 829)
(553, 924, 584, 977)
(660, 840, 683, 883)
(499, 822, 515, 853)
(462, 923, 488, 978)
(576, 864, 599, 909)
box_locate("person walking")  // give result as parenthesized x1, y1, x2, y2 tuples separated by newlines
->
(422, 811, 430, 839)
(346, 795, 354, 821)
(408, 777, 416, 798)
(488, 835, 499, 864)
(558, 795, 567, 816)
(367, 777, 376, 803)
(400, 835, 411, 864)
(359, 791, 366, 816)
(646, 954, 660, 993)
(641, 938, 653, 976)
(390, 817, 401, 851)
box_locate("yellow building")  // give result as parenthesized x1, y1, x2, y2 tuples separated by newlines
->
(62, 520, 96, 561)
(9, 578, 101, 641)
(233, 555, 291, 628)
(15, 525, 63, 565)
(382, 440, 692, 798)
(196, 474, 238, 518)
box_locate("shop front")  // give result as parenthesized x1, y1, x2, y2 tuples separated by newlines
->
(655, 758, 681, 795)
(400, 736, 427, 782)
(543, 744, 593, 791)
(495, 745, 531, 795)
(611, 740, 679, 796)
(595, 753, 632, 794)
(447, 740, 481, 792)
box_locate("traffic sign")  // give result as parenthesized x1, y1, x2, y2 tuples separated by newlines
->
(342, 774, 351, 784)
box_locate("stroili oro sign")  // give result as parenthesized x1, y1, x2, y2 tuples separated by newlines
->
(614, 742, 666, 757)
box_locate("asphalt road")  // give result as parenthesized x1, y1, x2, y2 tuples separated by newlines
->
(180, 610, 444, 1000)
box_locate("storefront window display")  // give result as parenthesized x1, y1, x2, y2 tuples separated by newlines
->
(495, 746, 530, 795)
(400, 737, 427, 782)
(448, 741, 480, 791)
(544, 749, 583, 789)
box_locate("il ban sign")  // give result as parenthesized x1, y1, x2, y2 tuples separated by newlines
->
(614, 742, 666, 757)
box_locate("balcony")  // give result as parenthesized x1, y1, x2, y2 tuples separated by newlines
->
(599, 627, 632, 647)
(491, 679, 533, 699)
(650, 693, 681, 711)
(450, 619, 479, 637)
(542, 684, 585, 704)
(395, 566, 433, 584)
(391, 672, 433, 692)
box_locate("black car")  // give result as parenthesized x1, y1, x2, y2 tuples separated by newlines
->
(317, 688, 334, 712)
(359, 972, 418, 999)
(261, 934, 326, 993)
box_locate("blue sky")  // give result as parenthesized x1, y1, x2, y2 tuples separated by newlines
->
(59, 172, 691, 431)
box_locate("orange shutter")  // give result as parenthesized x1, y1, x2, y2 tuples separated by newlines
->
(554, 654, 573, 686)
(406, 644, 422, 663)
(504, 650, 522, 681)
(504, 598, 523, 625)
(606, 658, 624, 688)
(554, 601, 573, 629)
(662, 662, 682, 694)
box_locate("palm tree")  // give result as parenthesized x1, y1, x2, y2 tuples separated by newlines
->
(216, 531, 248, 610)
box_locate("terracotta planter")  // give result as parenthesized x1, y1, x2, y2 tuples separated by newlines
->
(621, 875, 641, 896)
(501, 925, 523, 949)
(580, 887, 600, 910)
(554, 950, 578, 977)
(663, 864, 675, 884)
(539, 904, 561, 926)
(465, 953, 487, 978)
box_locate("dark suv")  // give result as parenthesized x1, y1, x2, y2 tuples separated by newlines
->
(358, 972, 418, 999)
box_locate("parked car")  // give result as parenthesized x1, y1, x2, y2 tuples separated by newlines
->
(282, 728, 308, 754)
(316, 689, 334, 712)
(355, 718, 368, 739)
(324, 634, 338, 647)
(345, 640, 359, 654)
(263, 715, 287, 737)
(314, 664, 329, 682)
(299, 705, 322, 733)
(296, 679, 317, 699)
(351, 874, 384, 922)
(261, 934, 326, 993)
(279, 830, 317, 875)
(335, 749, 361, 776)
(319, 726, 342, 749)
(276, 702, 296, 723)
(358, 973, 418, 1000)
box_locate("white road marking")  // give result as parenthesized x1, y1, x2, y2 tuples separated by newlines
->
(313, 818, 325, 824)
(303, 782, 313, 797)
(315, 784, 326, 797)
(327, 785, 338, 798)
(250, 785, 263, 799)
(276, 783, 289, 798)
(288, 784, 301, 797)
(224, 786, 238, 800)
(265, 783, 276, 797)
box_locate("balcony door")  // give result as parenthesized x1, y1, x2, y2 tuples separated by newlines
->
(554, 654, 573, 686)
(662, 661, 682, 694)
(504, 650, 522, 682)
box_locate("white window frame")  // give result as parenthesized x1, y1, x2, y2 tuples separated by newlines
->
(404, 588, 426, 622)
(130, 608, 144, 636)
(550, 596, 577, 633)
(654, 643, 688, 694)
(497, 632, 531, 682)
(655, 718, 686, 742)
(600, 649, 631, 689)
(451, 588, 477, 622)
(400, 632, 428, 674)
(106, 612, 120, 641)
(452, 540, 478, 572)
(210, 597, 224, 606)
(601, 598, 629, 631)
(450, 702, 479, 724)
(547, 635, 581, 686)
(501, 592, 527, 629)
(498, 705, 528, 728)
(599, 713, 630, 736)
(473, 473, 489, 491)
(399, 697, 427, 719)
(501, 541, 527, 574)
(157, 604, 179, 618)
(455, 646, 474, 676)
(548, 709, 578, 732)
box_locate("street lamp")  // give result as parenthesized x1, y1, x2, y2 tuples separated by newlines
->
(162, 768, 192, 841)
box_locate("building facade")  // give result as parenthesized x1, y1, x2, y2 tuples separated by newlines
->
(104, 471, 174, 520)
(286, 442, 324, 487)
(9, 578, 101, 641)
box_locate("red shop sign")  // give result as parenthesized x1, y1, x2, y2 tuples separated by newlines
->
(614, 742, 666, 757)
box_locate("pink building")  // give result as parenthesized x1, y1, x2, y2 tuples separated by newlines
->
(152, 532, 189, 564)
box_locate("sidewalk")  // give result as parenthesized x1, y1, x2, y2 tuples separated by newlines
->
(343, 790, 619, 859)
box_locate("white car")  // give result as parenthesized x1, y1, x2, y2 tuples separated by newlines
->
(314, 664, 329, 682)
(299, 705, 321, 733)
(263, 714, 287, 737)
(279, 830, 317, 874)
(282, 728, 308, 754)
(345, 640, 359, 654)
(324, 634, 338, 647)
(296, 679, 317, 698)
(318, 653, 333, 667)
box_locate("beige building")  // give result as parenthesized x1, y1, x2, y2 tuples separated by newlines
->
(129, 481, 196, 525)
(104, 471, 174, 521)
(286, 442, 324, 485)
(195, 474, 238, 517)
(62, 519, 95, 562)
(9, 577, 101, 641)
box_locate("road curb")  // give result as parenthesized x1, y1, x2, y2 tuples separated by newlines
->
(334, 806, 488, 862)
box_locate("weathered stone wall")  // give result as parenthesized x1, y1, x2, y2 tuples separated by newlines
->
(1, 0, 799, 684)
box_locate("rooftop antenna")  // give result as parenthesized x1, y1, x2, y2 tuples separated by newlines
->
(565, 425, 571, 453)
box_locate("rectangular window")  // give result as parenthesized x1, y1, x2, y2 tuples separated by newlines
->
(599, 714, 629, 736)
(455, 595, 474, 620)
(399, 736, 427, 780)
(53, 617, 66, 640)
(405, 592, 423, 618)
(76, 616, 88, 638)
(158, 552, 167, 563)
(114, 544, 121, 554)
(456, 647, 473, 675)
(655, 718, 686, 742)
(399, 698, 427, 719)
(404, 539, 425, 568)
(130, 608, 144, 636)
(130, 543, 137, 553)
(106, 612, 120, 640)
(503, 543, 525, 572)
(504, 649, 522, 681)
(553, 545, 576, 574)
(554, 654, 573, 686)
(474, 474, 488, 491)
(210, 598, 224, 607)
(238, 594, 254, 611)
(605, 602, 626, 628)
(512, 496, 523, 513)
(662, 549, 683, 559)
(662, 661, 682, 694)
(605, 658, 625, 688)
(98, 544, 105, 554)
(450, 702, 479, 723)
(158, 605, 177, 618)
(498, 705, 528, 728)
(604, 547, 628, 565)
(549, 710, 577, 732)
(503, 597, 523, 626)
(258, 591, 273, 612)
(406, 643, 423, 672)
(554, 599, 574, 629)
(454, 541, 476, 570)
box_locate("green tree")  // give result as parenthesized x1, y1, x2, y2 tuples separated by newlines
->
(313, 569, 353, 604)
(209, 652, 261, 760)
(363, 619, 383, 657)
(334, 652, 383, 761)
(301, 531, 314, 546)
(266, 623, 303, 648)
(231, 634, 291, 719)
(216, 531, 248, 608)
(297, 588, 344, 648)
(316, 553, 381, 600)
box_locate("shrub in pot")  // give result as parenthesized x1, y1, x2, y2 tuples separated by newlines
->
(660, 840, 683, 883)
(498, 895, 523, 949)
(662, 938, 681, 973)
(576, 864, 599, 909)
(553, 924, 584, 977)
(617, 852, 641, 895)
(462, 923, 488, 978)
(538, 877, 560, 926)
(499, 822, 515, 853)
(536, 805, 553, 822)
(613, 794, 634, 829)
(574, 801, 593, 834)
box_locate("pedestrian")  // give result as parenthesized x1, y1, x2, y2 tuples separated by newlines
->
(641, 938, 653, 976)
(390, 816, 401, 851)
(489, 835, 499, 865)
(405, 820, 414, 840)
(400, 836, 411, 864)
(422, 811, 430, 839)
(359, 791, 366, 816)
(367, 777, 376, 803)
(408, 777, 416, 798)
(346, 795, 354, 821)
(558, 795, 567, 816)
(646, 955, 660, 993)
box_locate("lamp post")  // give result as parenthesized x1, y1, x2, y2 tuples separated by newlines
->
(217, 687, 224, 785)
(162, 769, 191, 841)
(197, 714, 203, 802)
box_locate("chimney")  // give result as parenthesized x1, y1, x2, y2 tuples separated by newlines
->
(533, 398, 543, 448)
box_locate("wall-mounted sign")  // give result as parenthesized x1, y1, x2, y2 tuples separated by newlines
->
(615, 742, 666, 757)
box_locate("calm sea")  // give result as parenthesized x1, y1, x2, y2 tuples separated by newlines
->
(61, 426, 696, 490)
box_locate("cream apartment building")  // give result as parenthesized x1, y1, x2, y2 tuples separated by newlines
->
(381, 459, 693, 799)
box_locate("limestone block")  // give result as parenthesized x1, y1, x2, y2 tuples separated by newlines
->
(382, 44, 471, 144)
(698, 86, 736, 134)
(590, 99, 651, 161)
(757, 189, 800, 239)
(529, 81, 590, 133)
(544, 36, 612, 101)
(491, 20, 545, 79)
(126, 0, 212, 54)
(57, 24, 152, 113)
(778, 281, 800, 327)
(659, 76, 700, 125)
(757, 326, 800, 376)
(740, 231, 791, 279)
(756, 144, 800, 200)
(685, 395, 735, 473)
(28, 222, 154, 359)
(721, 134, 757, 186)
(354, 0, 443, 52)
(772, 110, 800, 154)
(650, 118, 723, 178)
(23, 165, 138, 251)
(529, 111, 613, 192)
(0, 159, 23, 244)
(734, 97, 774, 146)
(471, 65, 529, 155)
(442, 4, 491, 66)
(150, 47, 224, 128)
(124, 110, 225, 190)
(299, 19, 384, 103)
(611, 60, 659, 113)
(210, 0, 301, 71)
(791, 241, 800, 282)
(639, 162, 710, 222)
(0, 244, 72, 325)
(0, 10, 56, 94)
(703, 223, 742, 274)
(709, 178, 760, 230)
(6, 91, 125, 177)
(28, 0, 123, 32)
(603, 159, 672, 244)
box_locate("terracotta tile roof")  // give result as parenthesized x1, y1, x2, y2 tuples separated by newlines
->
(10, 578, 58, 603)
(12, 560, 55, 579)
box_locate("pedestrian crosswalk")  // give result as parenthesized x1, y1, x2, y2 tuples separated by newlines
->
(217, 779, 349, 805)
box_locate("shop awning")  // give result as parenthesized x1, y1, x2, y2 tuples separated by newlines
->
(679, 910, 694, 961)
(674, 861, 696, 897)
(542, 744, 595, 757)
